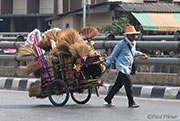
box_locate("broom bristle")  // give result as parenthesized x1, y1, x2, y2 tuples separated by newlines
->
(37, 29, 63, 51)
(69, 43, 95, 58)
(36, 38, 51, 51)
(53, 41, 71, 56)
(53, 29, 84, 56)
(17, 45, 36, 56)
(56, 30, 63, 39)
(80, 26, 99, 39)
(57, 29, 84, 45)
(46, 29, 57, 40)
(28, 82, 41, 97)
(24, 59, 41, 77)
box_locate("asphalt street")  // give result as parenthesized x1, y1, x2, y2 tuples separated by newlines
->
(0, 89, 180, 121)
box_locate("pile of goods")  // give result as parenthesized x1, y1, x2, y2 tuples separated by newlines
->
(17, 27, 106, 98)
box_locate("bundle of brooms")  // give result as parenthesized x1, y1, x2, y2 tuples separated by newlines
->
(28, 29, 63, 98)
(37, 28, 63, 51)
(17, 28, 60, 98)
(26, 28, 95, 97)
(19, 28, 104, 98)
(52, 28, 96, 81)
(17, 46, 42, 97)
(53, 28, 105, 81)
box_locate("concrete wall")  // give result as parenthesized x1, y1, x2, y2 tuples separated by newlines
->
(107, 0, 143, 2)
(51, 11, 113, 31)
(73, 16, 82, 31)
(0, 0, 1, 14)
(61, 15, 74, 29)
(27, 0, 39, 14)
(122, 0, 143, 2)
(86, 11, 114, 27)
(57, 0, 63, 14)
(39, 0, 54, 14)
(51, 15, 81, 31)
(13, 0, 27, 14)
(51, 18, 63, 29)
(100, 69, 180, 86)
(70, 0, 82, 11)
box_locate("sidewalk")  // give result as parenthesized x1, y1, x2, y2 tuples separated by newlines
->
(0, 77, 180, 100)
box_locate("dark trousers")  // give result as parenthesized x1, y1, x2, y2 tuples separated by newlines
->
(104, 72, 135, 105)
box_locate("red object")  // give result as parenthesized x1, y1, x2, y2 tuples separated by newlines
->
(1, 41, 16, 53)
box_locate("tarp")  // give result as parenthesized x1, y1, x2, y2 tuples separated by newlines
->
(132, 12, 180, 31)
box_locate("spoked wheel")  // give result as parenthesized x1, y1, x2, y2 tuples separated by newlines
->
(48, 80, 69, 106)
(71, 88, 91, 104)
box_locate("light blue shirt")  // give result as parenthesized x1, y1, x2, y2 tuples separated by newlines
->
(105, 38, 143, 75)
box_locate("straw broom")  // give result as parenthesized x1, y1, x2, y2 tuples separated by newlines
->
(17, 45, 36, 56)
(80, 26, 101, 96)
(28, 81, 41, 97)
(80, 26, 99, 41)
(24, 58, 41, 78)
(53, 28, 96, 58)
(52, 28, 96, 80)
(53, 29, 84, 56)
(46, 29, 57, 40)
(69, 43, 95, 58)
(36, 38, 51, 51)
(46, 29, 63, 49)
(57, 29, 84, 45)
(37, 29, 63, 51)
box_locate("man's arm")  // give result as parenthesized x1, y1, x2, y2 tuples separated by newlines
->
(105, 42, 122, 66)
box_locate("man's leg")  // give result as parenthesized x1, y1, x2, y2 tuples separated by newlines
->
(122, 74, 135, 106)
(104, 72, 123, 104)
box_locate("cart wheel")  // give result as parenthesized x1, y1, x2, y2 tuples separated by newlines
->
(71, 88, 91, 104)
(48, 80, 69, 106)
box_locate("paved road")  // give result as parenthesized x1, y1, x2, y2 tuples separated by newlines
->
(0, 89, 180, 121)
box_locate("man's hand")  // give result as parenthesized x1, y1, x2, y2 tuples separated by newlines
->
(141, 53, 148, 59)
(134, 53, 148, 60)
(102, 62, 110, 73)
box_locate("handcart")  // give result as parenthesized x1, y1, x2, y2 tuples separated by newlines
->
(30, 54, 105, 106)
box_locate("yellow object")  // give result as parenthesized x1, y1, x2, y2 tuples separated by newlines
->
(100, 64, 106, 72)
(147, 13, 180, 31)
(73, 64, 81, 72)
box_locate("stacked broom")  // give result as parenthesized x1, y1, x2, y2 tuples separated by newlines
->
(80, 26, 99, 50)
(17, 28, 62, 98)
(17, 27, 105, 98)
(52, 28, 96, 81)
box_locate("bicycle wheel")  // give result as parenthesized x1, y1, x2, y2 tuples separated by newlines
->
(48, 80, 69, 106)
(71, 88, 91, 104)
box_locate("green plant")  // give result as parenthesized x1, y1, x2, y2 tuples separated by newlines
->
(96, 15, 130, 35)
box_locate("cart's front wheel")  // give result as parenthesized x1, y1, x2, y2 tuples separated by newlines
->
(71, 88, 91, 104)
(48, 80, 69, 106)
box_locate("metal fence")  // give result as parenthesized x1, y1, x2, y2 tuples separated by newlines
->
(0, 41, 180, 63)
(0, 34, 180, 73)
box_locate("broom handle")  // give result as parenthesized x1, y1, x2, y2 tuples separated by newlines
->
(34, 35, 51, 82)
(35, 34, 50, 72)
(33, 35, 44, 66)
(35, 34, 51, 82)
(33, 33, 51, 82)
(35, 34, 47, 67)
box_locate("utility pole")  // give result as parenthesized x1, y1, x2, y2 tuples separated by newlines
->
(82, 0, 86, 28)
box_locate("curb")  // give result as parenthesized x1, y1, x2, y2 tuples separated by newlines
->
(0, 77, 180, 100)
(0, 77, 39, 91)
